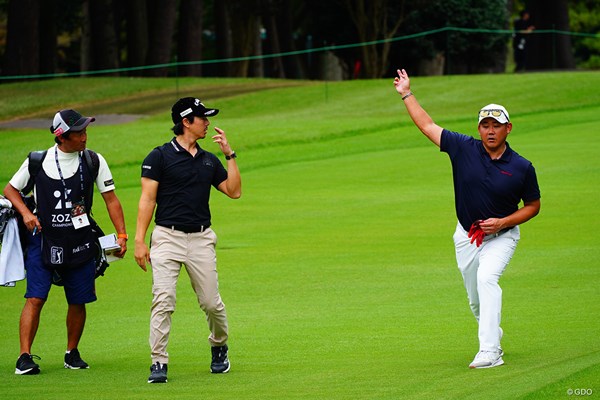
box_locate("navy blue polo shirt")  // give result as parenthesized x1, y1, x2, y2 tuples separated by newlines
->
(440, 129, 540, 232)
(141, 138, 228, 229)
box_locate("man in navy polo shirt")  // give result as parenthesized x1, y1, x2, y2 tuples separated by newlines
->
(393, 69, 541, 369)
(134, 97, 241, 383)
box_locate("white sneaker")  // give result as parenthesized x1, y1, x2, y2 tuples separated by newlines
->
(498, 327, 504, 356)
(469, 350, 504, 369)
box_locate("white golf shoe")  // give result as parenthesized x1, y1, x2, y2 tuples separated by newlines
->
(469, 350, 504, 369)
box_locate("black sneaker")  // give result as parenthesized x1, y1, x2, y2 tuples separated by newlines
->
(210, 345, 230, 374)
(15, 353, 41, 375)
(64, 348, 89, 369)
(148, 362, 168, 383)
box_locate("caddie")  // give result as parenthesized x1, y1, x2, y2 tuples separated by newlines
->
(3, 109, 133, 375)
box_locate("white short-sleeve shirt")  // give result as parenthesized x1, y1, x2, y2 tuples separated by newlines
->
(9, 145, 115, 201)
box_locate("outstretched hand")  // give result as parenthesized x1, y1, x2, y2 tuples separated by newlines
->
(393, 69, 411, 96)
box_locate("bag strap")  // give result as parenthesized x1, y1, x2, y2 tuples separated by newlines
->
(82, 149, 100, 181)
(22, 150, 48, 195)
(22, 149, 99, 193)
(80, 149, 100, 215)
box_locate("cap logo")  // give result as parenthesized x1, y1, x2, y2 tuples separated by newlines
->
(180, 108, 193, 118)
(52, 113, 70, 136)
(194, 99, 201, 106)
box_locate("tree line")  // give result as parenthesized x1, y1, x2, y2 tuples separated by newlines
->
(0, 0, 597, 81)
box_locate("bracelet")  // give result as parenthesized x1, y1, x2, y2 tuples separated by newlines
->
(402, 92, 413, 101)
(117, 233, 128, 240)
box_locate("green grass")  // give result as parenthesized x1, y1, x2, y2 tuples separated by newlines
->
(0, 77, 312, 120)
(1, 71, 599, 399)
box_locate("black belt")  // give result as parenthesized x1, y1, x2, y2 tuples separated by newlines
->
(158, 224, 210, 233)
(486, 226, 513, 238)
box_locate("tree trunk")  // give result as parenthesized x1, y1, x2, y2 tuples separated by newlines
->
(215, 0, 233, 76)
(263, 0, 287, 78)
(178, 0, 204, 76)
(251, 17, 264, 78)
(278, 0, 306, 79)
(145, 0, 177, 77)
(229, 4, 260, 77)
(39, 0, 57, 75)
(81, 0, 92, 72)
(525, 0, 575, 70)
(126, 0, 149, 72)
(89, 0, 120, 75)
(265, 11, 285, 78)
(2, 0, 40, 77)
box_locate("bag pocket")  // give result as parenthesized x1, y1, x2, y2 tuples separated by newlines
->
(41, 228, 96, 268)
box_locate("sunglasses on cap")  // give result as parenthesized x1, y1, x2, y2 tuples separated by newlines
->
(479, 109, 509, 121)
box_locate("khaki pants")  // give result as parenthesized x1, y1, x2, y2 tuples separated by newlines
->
(149, 225, 228, 364)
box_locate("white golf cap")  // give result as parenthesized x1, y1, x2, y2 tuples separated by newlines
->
(478, 104, 510, 124)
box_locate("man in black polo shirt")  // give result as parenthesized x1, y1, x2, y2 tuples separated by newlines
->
(393, 69, 541, 369)
(134, 97, 241, 383)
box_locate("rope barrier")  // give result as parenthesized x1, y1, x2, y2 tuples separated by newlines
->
(1, 26, 597, 81)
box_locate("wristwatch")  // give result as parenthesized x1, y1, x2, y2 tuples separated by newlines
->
(225, 152, 237, 160)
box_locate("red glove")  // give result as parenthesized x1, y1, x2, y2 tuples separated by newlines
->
(468, 220, 485, 247)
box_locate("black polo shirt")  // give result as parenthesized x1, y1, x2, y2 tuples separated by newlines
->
(141, 138, 228, 229)
(440, 129, 541, 232)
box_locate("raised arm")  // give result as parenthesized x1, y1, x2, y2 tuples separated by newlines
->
(213, 127, 242, 199)
(393, 69, 443, 148)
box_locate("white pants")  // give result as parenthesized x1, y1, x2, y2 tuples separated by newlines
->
(453, 222, 520, 351)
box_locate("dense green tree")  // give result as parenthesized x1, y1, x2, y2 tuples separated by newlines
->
(569, 0, 600, 68)
(0, 0, 595, 79)
(401, 0, 510, 75)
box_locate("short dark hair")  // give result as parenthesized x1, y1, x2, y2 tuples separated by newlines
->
(171, 116, 195, 135)
(54, 131, 72, 144)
